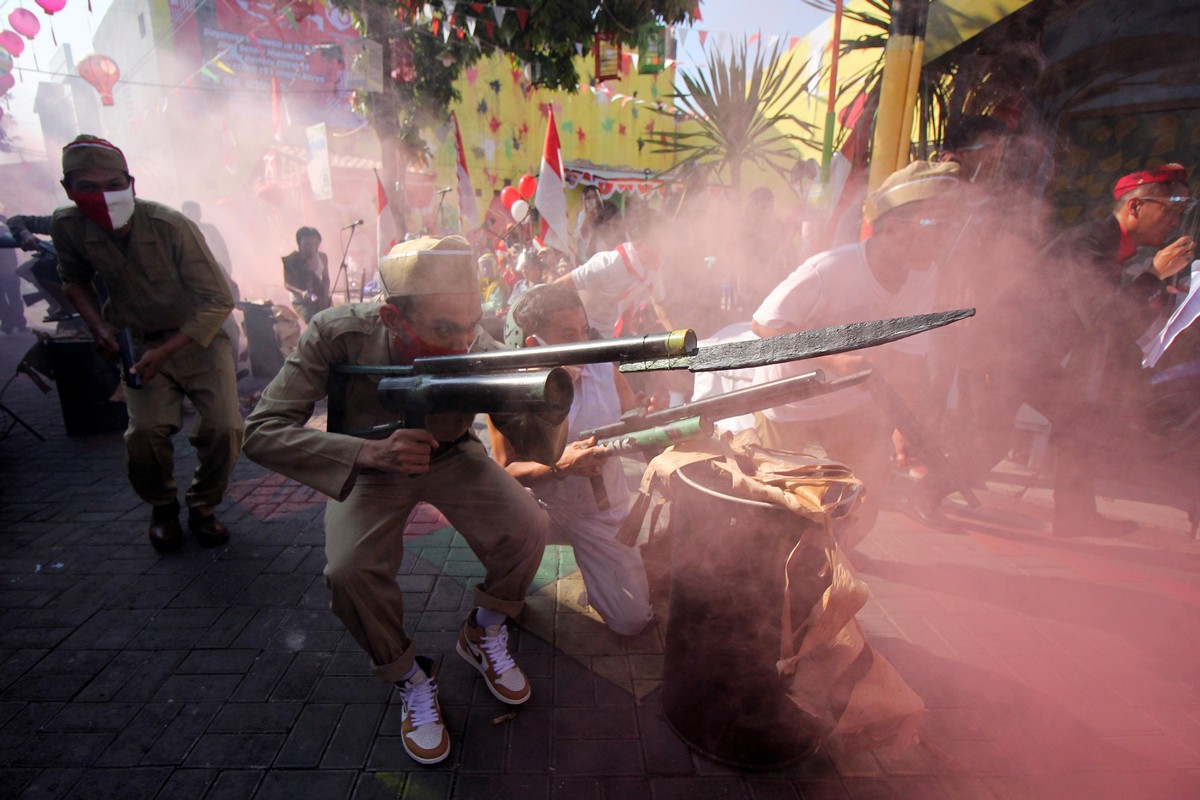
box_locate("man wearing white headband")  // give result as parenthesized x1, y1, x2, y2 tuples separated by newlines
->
(243, 235, 567, 766)
(51, 134, 242, 553)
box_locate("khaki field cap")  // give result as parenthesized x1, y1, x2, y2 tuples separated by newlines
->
(868, 160, 960, 222)
(378, 235, 478, 298)
(62, 134, 129, 176)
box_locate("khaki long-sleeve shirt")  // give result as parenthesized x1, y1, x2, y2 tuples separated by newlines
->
(243, 303, 569, 501)
(52, 199, 233, 346)
(243, 304, 476, 500)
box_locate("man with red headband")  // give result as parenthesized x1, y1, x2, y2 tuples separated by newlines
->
(1046, 163, 1194, 535)
(917, 163, 1195, 536)
(243, 235, 567, 765)
(50, 134, 242, 552)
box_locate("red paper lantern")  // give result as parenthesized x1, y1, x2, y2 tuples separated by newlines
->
(8, 9, 39, 40)
(518, 174, 537, 200)
(0, 31, 25, 57)
(0, 72, 14, 96)
(35, 0, 68, 14)
(500, 185, 520, 210)
(77, 53, 120, 106)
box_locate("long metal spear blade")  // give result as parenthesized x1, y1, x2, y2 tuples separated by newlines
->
(620, 308, 975, 373)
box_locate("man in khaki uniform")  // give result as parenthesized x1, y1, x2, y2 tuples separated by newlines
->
(243, 235, 563, 766)
(51, 135, 242, 551)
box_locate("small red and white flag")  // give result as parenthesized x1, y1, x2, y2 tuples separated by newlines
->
(270, 74, 291, 142)
(452, 112, 480, 232)
(375, 170, 398, 260)
(534, 108, 572, 257)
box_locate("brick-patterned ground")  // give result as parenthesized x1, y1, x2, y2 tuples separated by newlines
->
(2, 329, 1200, 799)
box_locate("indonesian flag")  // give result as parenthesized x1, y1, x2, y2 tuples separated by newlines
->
(534, 108, 572, 256)
(271, 74, 288, 142)
(376, 170, 398, 260)
(452, 112, 480, 232)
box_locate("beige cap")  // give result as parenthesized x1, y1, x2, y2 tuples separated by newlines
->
(378, 235, 477, 298)
(867, 160, 960, 222)
(62, 134, 129, 177)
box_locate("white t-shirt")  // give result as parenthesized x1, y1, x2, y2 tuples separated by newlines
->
(535, 362, 630, 522)
(569, 242, 665, 336)
(751, 242, 937, 422)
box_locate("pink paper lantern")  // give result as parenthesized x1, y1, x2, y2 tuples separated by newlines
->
(0, 72, 15, 96)
(35, 0, 68, 14)
(0, 30, 24, 57)
(8, 9, 39, 40)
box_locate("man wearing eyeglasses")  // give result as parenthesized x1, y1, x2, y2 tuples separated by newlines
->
(1042, 164, 1194, 536)
(920, 164, 1195, 538)
(242, 236, 568, 765)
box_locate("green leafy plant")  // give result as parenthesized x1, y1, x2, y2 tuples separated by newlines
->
(650, 38, 818, 190)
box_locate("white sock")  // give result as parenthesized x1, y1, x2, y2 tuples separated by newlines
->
(397, 661, 421, 684)
(474, 607, 505, 628)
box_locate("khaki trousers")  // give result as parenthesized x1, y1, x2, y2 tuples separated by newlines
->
(323, 438, 548, 684)
(122, 331, 243, 512)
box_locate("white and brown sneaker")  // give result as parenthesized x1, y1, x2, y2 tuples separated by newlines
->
(396, 656, 449, 764)
(456, 611, 530, 705)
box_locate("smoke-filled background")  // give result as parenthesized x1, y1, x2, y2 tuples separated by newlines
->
(0, 1, 1199, 797)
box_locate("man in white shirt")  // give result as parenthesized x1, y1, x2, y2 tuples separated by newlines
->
(750, 161, 962, 550)
(488, 284, 654, 636)
(552, 216, 673, 338)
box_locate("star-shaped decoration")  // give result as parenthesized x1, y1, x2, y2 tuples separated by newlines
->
(576, 128, 586, 143)
(489, 79, 501, 94)
(618, 123, 627, 136)
(477, 99, 488, 114)
(488, 116, 501, 133)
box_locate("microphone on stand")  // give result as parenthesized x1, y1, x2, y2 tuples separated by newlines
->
(342, 219, 365, 229)
(436, 187, 453, 195)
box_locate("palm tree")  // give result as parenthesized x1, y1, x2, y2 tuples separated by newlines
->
(651, 38, 818, 191)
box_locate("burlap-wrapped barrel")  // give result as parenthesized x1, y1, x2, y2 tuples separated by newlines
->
(628, 431, 925, 768)
(662, 460, 821, 768)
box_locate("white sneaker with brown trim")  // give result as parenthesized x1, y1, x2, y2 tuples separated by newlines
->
(396, 656, 449, 764)
(455, 612, 530, 705)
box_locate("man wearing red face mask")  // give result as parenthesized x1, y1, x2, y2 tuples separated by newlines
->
(242, 235, 567, 766)
(50, 134, 242, 552)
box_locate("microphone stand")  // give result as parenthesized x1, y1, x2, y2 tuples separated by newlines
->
(434, 187, 452, 236)
(333, 223, 361, 305)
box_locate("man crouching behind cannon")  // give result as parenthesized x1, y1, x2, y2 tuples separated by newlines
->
(243, 235, 567, 766)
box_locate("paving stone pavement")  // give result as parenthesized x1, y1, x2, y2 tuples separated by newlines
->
(3, 329, 1200, 799)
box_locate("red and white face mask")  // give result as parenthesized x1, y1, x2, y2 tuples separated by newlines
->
(391, 310, 470, 361)
(66, 185, 136, 231)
